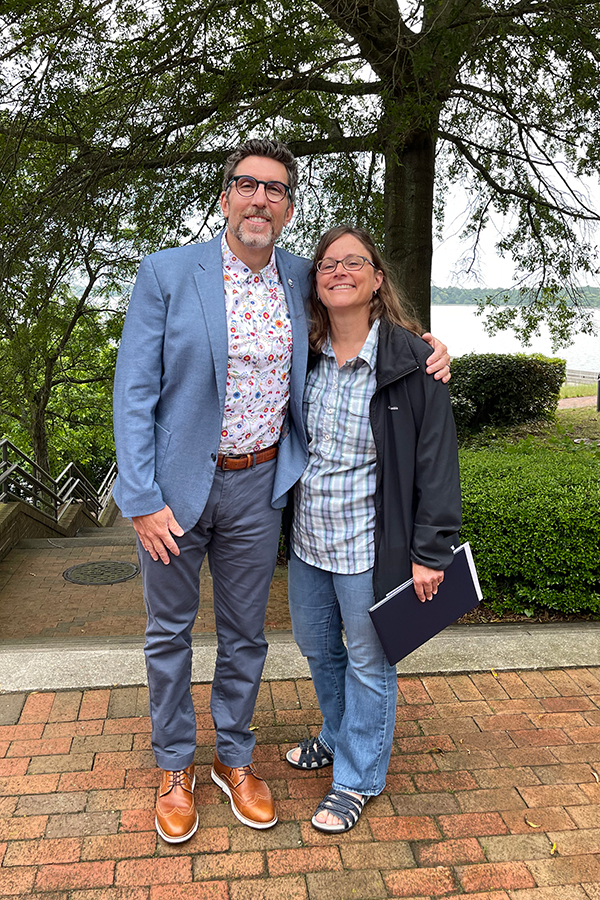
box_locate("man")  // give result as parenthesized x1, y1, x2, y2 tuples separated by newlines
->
(113, 139, 450, 842)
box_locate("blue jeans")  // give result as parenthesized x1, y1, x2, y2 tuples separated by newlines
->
(288, 550, 397, 796)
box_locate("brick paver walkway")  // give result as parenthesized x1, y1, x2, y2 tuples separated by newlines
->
(2, 668, 600, 899)
(0, 524, 291, 640)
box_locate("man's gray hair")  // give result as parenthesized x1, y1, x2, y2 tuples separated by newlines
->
(222, 139, 298, 202)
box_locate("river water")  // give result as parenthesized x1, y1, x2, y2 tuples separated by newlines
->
(430, 306, 600, 373)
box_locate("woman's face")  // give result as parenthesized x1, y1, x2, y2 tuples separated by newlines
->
(315, 234, 383, 318)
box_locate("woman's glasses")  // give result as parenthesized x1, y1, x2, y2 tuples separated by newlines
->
(316, 254, 377, 274)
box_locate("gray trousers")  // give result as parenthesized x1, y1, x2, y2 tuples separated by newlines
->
(137, 458, 282, 770)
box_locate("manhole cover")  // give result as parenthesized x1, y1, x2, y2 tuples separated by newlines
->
(63, 561, 140, 585)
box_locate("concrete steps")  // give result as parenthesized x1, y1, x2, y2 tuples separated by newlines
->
(18, 523, 136, 549)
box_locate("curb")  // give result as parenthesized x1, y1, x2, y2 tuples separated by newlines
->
(1, 622, 600, 693)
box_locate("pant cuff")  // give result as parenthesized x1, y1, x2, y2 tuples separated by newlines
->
(154, 751, 196, 771)
(331, 780, 383, 798)
(318, 731, 335, 756)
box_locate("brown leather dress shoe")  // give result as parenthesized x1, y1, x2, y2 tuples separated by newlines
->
(211, 752, 277, 829)
(155, 764, 198, 843)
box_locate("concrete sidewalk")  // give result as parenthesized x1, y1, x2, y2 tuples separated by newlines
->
(2, 670, 600, 899)
(2, 622, 600, 693)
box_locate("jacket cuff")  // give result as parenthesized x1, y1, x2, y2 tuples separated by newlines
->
(411, 525, 459, 571)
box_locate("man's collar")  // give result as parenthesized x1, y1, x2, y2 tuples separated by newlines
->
(221, 231, 277, 281)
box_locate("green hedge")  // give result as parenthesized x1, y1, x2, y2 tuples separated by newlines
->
(460, 444, 600, 615)
(450, 353, 565, 432)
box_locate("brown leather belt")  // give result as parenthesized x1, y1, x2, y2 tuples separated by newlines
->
(216, 444, 278, 470)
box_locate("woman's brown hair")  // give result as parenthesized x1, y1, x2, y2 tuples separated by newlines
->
(308, 225, 422, 353)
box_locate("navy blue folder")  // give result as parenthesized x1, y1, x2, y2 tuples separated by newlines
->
(368, 542, 483, 666)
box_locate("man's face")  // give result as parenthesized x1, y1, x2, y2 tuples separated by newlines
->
(220, 155, 294, 250)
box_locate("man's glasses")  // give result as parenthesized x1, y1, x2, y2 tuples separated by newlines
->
(316, 254, 378, 274)
(227, 175, 291, 203)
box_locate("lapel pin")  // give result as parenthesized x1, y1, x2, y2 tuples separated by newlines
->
(287, 278, 294, 288)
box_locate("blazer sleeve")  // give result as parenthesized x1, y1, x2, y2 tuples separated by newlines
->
(410, 371, 462, 570)
(112, 256, 168, 517)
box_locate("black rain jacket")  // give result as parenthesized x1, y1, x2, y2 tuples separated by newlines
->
(368, 320, 462, 601)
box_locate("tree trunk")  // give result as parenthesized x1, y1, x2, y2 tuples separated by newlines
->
(383, 127, 437, 331)
(31, 401, 51, 478)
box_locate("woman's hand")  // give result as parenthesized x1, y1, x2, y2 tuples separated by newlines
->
(412, 563, 444, 602)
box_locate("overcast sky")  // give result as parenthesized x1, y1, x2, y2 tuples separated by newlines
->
(432, 180, 600, 290)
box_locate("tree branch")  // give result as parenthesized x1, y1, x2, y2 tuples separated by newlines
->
(0, 0, 115, 63)
(438, 128, 600, 222)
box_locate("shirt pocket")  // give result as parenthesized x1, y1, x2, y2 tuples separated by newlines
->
(344, 400, 375, 461)
(347, 389, 372, 421)
(303, 377, 327, 444)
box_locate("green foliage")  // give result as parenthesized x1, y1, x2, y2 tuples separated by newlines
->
(0, 291, 123, 480)
(449, 353, 565, 432)
(460, 444, 600, 615)
(3, 0, 600, 319)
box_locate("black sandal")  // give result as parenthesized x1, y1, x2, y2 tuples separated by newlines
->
(311, 788, 368, 833)
(285, 736, 334, 770)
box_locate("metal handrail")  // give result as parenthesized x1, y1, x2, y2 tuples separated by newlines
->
(98, 463, 118, 508)
(0, 438, 117, 522)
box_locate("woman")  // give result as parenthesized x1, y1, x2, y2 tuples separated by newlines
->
(285, 226, 461, 833)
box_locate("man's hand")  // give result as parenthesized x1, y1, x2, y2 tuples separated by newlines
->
(132, 505, 184, 565)
(412, 563, 444, 603)
(421, 333, 451, 383)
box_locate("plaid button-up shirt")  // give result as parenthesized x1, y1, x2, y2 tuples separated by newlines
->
(291, 319, 380, 574)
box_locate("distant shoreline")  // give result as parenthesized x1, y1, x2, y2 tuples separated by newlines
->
(431, 286, 600, 307)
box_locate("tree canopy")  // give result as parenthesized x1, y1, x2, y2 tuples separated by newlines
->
(1, 0, 600, 469)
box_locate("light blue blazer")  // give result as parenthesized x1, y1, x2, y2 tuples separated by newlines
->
(113, 233, 311, 533)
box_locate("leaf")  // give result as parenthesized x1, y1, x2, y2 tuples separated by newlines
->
(525, 818, 541, 828)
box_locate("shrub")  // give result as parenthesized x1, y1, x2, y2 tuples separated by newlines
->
(449, 353, 565, 433)
(460, 443, 600, 616)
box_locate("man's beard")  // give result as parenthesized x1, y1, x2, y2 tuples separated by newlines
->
(228, 205, 282, 249)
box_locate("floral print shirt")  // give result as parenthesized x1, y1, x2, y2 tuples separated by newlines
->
(219, 233, 293, 453)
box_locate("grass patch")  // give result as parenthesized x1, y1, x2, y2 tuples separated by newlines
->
(459, 407, 600, 450)
(560, 383, 598, 399)
(556, 407, 600, 442)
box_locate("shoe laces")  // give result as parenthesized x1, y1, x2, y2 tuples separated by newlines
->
(232, 763, 261, 785)
(165, 769, 192, 791)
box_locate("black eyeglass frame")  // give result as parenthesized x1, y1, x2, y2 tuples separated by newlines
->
(316, 254, 378, 274)
(226, 175, 291, 202)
